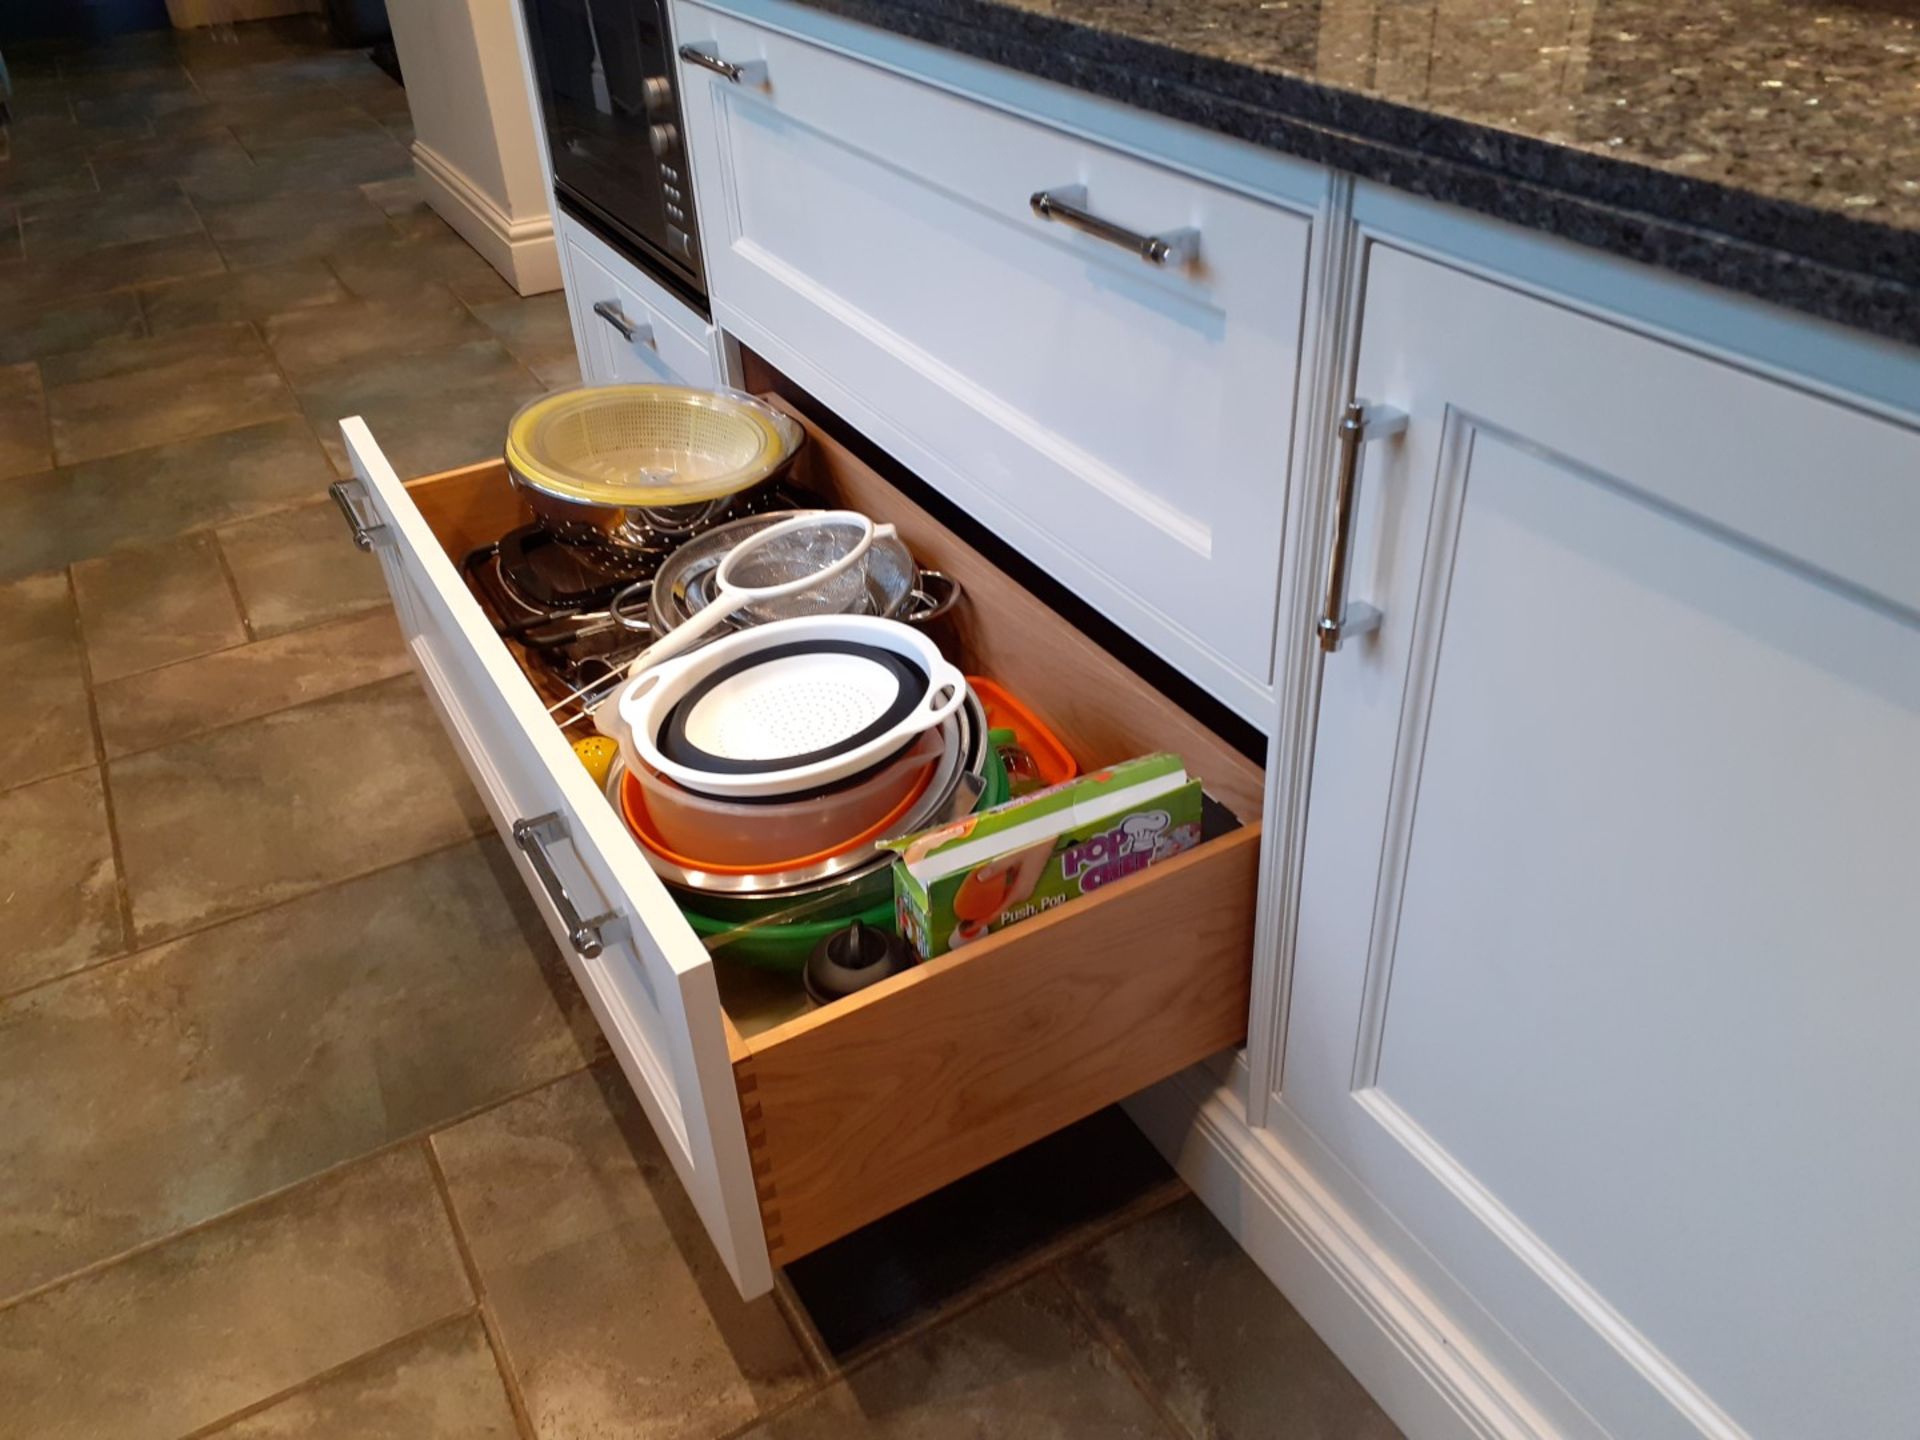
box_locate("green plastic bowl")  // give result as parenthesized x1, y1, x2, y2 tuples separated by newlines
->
(684, 898, 896, 970)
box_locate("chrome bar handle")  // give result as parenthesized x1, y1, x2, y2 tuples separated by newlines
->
(1317, 401, 1406, 654)
(678, 42, 767, 85)
(327, 479, 387, 552)
(1029, 186, 1198, 266)
(592, 299, 652, 346)
(512, 813, 621, 960)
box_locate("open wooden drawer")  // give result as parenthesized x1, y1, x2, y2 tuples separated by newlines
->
(335, 396, 1264, 1299)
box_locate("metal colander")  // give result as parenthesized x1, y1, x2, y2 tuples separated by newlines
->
(505, 385, 803, 508)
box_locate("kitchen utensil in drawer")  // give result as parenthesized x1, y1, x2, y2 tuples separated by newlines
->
(685, 896, 896, 970)
(803, 921, 913, 1004)
(966, 677, 1077, 796)
(599, 689, 985, 897)
(622, 726, 943, 869)
(613, 510, 898, 674)
(505, 385, 803, 547)
(650, 509, 919, 634)
(611, 615, 967, 798)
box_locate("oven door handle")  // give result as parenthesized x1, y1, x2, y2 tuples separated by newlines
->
(592, 299, 653, 347)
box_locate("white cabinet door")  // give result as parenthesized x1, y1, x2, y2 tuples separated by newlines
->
(1280, 244, 1920, 1440)
(673, 0, 1314, 722)
(335, 419, 770, 1298)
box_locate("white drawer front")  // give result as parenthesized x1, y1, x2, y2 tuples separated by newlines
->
(337, 419, 770, 1297)
(674, 1, 1311, 722)
(558, 212, 724, 387)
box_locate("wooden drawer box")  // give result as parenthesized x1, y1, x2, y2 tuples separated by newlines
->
(337, 397, 1264, 1298)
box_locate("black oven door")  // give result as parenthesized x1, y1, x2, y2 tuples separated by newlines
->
(521, 0, 705, 305)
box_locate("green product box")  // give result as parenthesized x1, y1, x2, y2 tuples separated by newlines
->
(884, 753, 1204, 960)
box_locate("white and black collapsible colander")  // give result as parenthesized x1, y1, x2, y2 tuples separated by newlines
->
(608, 616, 967, 799)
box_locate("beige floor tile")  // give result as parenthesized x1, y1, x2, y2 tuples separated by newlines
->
(0, 1149, 472, 1440)
(0, 232, 227, 310)
(17, 187, 200, 261)
(195, 185, 399, 269)
(261, 283, 492, 384)
(0, 837, 599, 1301)
(0, 362, 51, 480)
(89, 129, 257, 190)
(203, 1318, 520, 1440)
(41, 321, 298, 465)
(196, 141, 414, 201)
(1059, 1197, 1402, 1440)
(0, 571, 92, 790)
(0, 291, 145, 365)
(0, 150, 96, 206)
(0, 418, 336, 582)
(72, 530, 247, 681)
(433, 1066, 815, 1440)
(0, 769, 124, 996)
(110, 675, 489, 943)
(141, 259, 350, 332)
(469, 292, 581, 386)
(230, 109, 392, 158)
(740, 1278, 1169, 1440)
(295, 338, 543, 480)
(95, 607, 408, 756)
(327, 222, 518, 305)
(359, 174, 426, 215)
(217, 499, 394, 636)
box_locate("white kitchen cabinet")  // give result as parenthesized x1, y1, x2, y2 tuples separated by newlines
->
(555, 209, 727, 387)
(671, 0, 1317, 725)
(1275, 241, 1920, 1439)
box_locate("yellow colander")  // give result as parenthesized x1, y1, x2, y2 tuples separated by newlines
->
(504, 385, 802, 508)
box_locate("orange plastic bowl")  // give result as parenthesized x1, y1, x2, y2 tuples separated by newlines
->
(619, 754, 935, 877)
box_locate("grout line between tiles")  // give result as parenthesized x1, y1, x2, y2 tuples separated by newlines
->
(1050, 1264, 1199, 1440)
(0, 1058, 606, 1319)
(206, 521, 257, 641)
(62, 565, 138, 954)
(95, 624, 402, 762)
(422, 1140, 542, 1440)
(0, 825, 490, 1007)
(170, 1308, 481, 1440)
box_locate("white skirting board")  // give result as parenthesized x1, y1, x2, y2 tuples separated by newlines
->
(412, 141, 562, 297)
(1123, 1068, 1568, 1440)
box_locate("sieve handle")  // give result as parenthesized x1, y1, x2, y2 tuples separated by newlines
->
(623, 593, 739, 675)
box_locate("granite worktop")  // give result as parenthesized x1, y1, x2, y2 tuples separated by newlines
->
(782, 0, 1920, 344)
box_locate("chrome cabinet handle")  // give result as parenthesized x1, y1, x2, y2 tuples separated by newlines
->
(1029, 186, 1198, 266)
(512, 813, 621, 959)
(1317, 401, 1406, 653)
(327, 479, 387, 552)
(592, 299, 652, 346)
(678, 42, 766, 85)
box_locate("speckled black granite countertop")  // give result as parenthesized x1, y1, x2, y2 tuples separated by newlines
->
(780, 0, 1920, 344)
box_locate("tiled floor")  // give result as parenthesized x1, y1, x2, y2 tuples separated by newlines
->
(0, 18, 1399, 1440)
